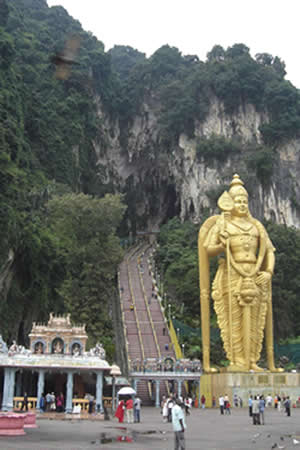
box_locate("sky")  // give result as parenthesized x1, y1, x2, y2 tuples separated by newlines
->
(47, 0, 300, 88)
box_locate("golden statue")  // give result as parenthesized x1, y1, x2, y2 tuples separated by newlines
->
(199, 174, 282, 373)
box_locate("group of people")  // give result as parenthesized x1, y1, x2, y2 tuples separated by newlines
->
(161, 394, 193, 423)
(218, 395, 231, 415)
(249, 394, 292, 425)
(39, 392, 64, 412)
(115, 393, 187, 449)
(160, 394, 187, 450)
(115, 396, 142, 423)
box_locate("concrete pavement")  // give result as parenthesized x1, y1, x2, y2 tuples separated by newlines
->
(1, 406, 300, 449)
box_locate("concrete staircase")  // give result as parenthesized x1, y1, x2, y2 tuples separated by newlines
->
(119, 243, 176, 404)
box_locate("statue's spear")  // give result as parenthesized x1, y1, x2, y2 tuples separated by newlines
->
(218, 192, 234, 364)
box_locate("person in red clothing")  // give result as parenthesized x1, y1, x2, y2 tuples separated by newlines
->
(115, 400, 125, 423)
(126, 397, 134, 423)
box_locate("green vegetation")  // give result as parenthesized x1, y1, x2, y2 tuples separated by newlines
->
(196, 134, 241, 162)
(0, 0, 126, 357)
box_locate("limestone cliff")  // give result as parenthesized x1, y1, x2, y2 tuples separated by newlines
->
(92, 95, 300, 229)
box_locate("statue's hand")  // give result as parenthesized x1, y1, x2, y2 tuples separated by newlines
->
(256, 271, 271, 286)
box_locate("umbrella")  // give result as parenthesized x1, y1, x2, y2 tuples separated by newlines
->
(117, 387, 136, 395)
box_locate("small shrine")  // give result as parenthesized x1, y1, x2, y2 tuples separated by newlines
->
(29, 313, 88, 356)
(0, 314, 112, 413)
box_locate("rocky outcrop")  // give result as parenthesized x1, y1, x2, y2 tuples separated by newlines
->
(93, 95, 300, 229)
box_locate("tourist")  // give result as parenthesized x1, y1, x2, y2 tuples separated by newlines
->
(252, 396, 260, 425)
(212, 396, 216, 408)
(225, 400, 231, 415)
(266, 394, 273, 407)
(162, 397, 168, 423)
(284, 396, 291, 416)
(167, 395, 175, 422)
(277, 394, 282, 411)
(50, 392, 56, 411)
(125, 397, 134, 423)
(115, 399, 125, 423)
(233, 393, 239, 407)
(56, 392, 64, 413)
(46, 392, 52, 412)
(72, 403, 81, 414)
(224, 394, 229, 411)
(172, 398, 186, 450)
(274, 395, 278, 409)
(134, 396, 142, 423)
(20, 392, 28, 411)
(184, 397, 191, 415)
(39, 393, 45, 412)
(201, 394, 206, 409)
(248, 395, 253, 417)
(219, 395, 224, 415)
(85, 393, 94, 414)
(259, 395, 265, 425)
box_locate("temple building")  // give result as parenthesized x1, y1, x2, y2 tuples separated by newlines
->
(0, 314, 112, 412)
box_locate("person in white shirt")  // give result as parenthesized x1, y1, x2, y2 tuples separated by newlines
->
(219, 395, 224, 415)
(172, 398, 186, 450)
(266, 394, 272, 407)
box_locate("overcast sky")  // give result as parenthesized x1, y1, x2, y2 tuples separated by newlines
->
(47, 0, 300, 88)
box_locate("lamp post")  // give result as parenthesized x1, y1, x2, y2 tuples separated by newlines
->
(177, 328, 180, 342)
(181, 344, 185, 358)
(168, 304, 171, 323)
(110, 364, 121, 413)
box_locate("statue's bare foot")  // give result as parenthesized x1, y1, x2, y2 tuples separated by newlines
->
(203, 366, 218, 373)
(250, 363, 265, 372)
(268, 366, 284, 373)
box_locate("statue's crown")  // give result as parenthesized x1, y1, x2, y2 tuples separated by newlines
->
(229, 174, 248, 199)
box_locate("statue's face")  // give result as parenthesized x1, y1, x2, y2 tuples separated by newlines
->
(233, 195, 248, 217)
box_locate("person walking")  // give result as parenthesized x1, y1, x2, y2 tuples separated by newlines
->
(134, 396, 142, 423)
(56, 392, 64, 413)
(20, 392, 28, 411)
(39, 393, 45, 412)
(167, 396, 175, 423)
(277, 395, 282, 412)
(259, 395, 265, 425)
(46, 392, 52, 412)
(201, 395, 206, 409)
(233, 393, 239, 408)
(162, 397, 168, 423)
(126, 397, 134, 423)
(219, 395, 224, 415)
(252, 396, 260, 425)
(172, 398, 186, 450)
(115, 400, 125, 423)
(266, 394, 272, 407)
(225, 400, 231, 415)
(284, 396, 291, 416)
(248, 395, 253, 417)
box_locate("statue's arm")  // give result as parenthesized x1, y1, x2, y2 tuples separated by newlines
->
(204, 223, 225, 257)
(264, 248, 275, 275)
(257, 227, 275, 285)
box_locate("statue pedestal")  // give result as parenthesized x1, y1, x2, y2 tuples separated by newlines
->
(201, 372, 299, 407)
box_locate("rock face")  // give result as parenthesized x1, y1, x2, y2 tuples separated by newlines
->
(94, 96, 300, 229)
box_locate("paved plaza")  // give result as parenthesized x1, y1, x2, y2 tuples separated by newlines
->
(1, 407, 300, 449)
